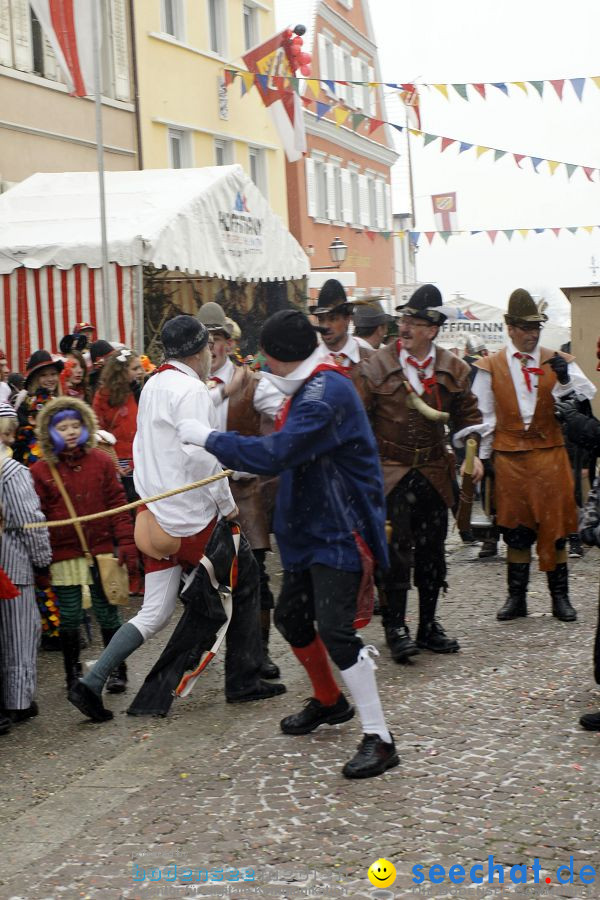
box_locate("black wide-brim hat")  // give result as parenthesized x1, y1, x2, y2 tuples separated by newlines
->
(396, 283, 449, 325)
(309, 278, 353, 316)
(25, 350, 64, 388)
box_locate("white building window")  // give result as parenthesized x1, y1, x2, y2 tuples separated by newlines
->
(249, 146, 267, 197)
(315, 159, 327, 219)
(214, 138, 233, 166)
(368, 176, 377, 228)
(359, 57, 370, 113)
(338, 0, 354, 8)
(333, 165, 343, 222)
(350, 170, 360, 226)
(243, 2, 258, 51)
(208, 0, 226, 56)
(168, 128, 192, 168)
(162, 0, 185, 41)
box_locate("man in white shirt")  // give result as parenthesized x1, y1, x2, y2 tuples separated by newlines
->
(69, 315, 285, 722)
(472, 289, 596, 623)
(198, 302, 284, 680)
(309, 279, 373, 371)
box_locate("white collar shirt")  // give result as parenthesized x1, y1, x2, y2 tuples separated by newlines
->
(133, 359, 235, 536)
(399, 344, 436, 396)
(317, 334, 361, 367)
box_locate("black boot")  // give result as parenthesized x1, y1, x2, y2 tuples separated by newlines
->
(384, 625, 419, 662)
(259, 610, 280, 680)
(580, 711, 600, 731)
(497, 563, 529, 621)
(548, 564, 577, 622)
(478, 538, 498, 559)
(101, 628, 128, 694)
(416, 591, 460, 652)
(60, 629, 82, 691)
(381, 589, 417, 661)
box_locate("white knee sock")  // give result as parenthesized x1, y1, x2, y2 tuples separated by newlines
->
(340, 645, 392, 743)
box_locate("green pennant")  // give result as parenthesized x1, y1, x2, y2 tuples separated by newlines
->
(351, 113, 366, 131)
(504, 230, 514, 240)
(381, 231, 391, 240)
(423, 133, 438, 146)
(567, 226, 578, 234)
(566, 164, 577, 179)
(529, 81, 544, 97)
(452, 83, 469, 100)
(494, 149, 507, 161)
(440, 231, 452, 242)
(289, 77, 299, 93)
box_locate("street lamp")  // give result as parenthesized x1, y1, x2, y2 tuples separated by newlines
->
(307, 236, 348, 270)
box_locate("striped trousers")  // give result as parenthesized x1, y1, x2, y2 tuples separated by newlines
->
(0, 585, 41, 710)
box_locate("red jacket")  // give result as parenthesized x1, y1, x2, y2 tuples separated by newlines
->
(31, 448, 134, 563)
(93, 389, 137, 461)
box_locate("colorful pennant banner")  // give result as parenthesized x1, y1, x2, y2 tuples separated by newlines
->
(400, 226, 600, 245)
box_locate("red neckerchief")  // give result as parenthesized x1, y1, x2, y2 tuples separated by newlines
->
(399, 340, 442, 411)
(514, 352, 544, 392)
(274, 362, 350, 432)
(156, 363, 180, 374)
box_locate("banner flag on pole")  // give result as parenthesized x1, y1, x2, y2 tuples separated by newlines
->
(29, 0, 96, 97)
(400, 83, 421, 129)
(432, 193, 458, 231)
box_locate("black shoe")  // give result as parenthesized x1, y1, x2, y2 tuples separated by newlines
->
(280, 694, 354, 735)
(478, 539, 498, 559)
(259, 651, 280, 680)
(552, 596, 577, 622)
(548, 563, 577, 622)
(568, 534, 583, 559)
(416, 620, 460, 653)
(497, 596, 527, 621)
(106, 663, 128, 694)
(460, 530, 477, 544)
(580, 711, 600, 731)
(226, 681, 287, 704)
(384, 625, 419, 663)
(6, 701, 39, 723)
(0, 713, 11, 735)
(342, 732, 399, 779)
(40, 633, 61, 652)
(68, 681, 114, 723)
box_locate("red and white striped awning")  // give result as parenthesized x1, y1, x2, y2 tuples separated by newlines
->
(0, 263, 136, 371)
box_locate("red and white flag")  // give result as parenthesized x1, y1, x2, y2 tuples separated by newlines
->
(400, 83, 421, 130)
(29, 0, 96, 97)
(432, 192, 458, 231)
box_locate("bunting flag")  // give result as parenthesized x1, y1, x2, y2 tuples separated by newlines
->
(394, 226, 600, 246)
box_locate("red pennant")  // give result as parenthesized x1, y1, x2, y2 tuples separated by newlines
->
(472, 83, 486, 99)
(224, 69, 235, 87)
(513, 154, 526, 168)
(583, 167, 596, 182)
(487, 230, 498, 243)
(441, 137, 455, 152)
(365, 230, 376, 242)
(272, 75, 286, 90)
(368, 118, 383, 135)
(551, 228, 561, 237)
(301, 96, 313, 107)
(425, 232, 436, 245)
(550, 79, 565, 99)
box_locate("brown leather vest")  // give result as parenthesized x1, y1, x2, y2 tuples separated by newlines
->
(226, 375, 262, 436)
(477, 347, 567, 452)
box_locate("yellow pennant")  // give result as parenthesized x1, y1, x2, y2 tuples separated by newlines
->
(512, 81, 528, 94)
(409, 128, 421, 137)
(241, 71, 255, 91)
(334, 107, 350, 127)
(476, 146, 491, 158)
(307, 79, 321, 98)
(584, 225, 595, 234)
(592, 77, 600, 90)
(547, 160, 560, 175)
(433, 84, 449, 99)
(518, 229, 529, 238)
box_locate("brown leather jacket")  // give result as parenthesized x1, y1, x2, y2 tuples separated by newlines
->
(355, 342, 482, 505)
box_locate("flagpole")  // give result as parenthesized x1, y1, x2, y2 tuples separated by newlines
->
(91, 0, 112, 340)
(405, 105, 416, 230)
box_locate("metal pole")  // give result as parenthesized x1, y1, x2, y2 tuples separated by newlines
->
(91, 0, 112, 339)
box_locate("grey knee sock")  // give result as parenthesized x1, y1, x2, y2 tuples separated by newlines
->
(82, 622, 143, 695)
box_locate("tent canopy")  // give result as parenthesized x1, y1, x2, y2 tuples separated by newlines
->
(0, 165, 309, 282)
(437, 296, 570, 351)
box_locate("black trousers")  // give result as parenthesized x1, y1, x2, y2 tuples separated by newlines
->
(253, 549, 274, 610)
(274, 565, 362, 671)
(503, 525, 566, 553)
(383, 470, 448, 628)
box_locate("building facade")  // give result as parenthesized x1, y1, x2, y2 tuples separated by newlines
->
(133, 0, 288, 222)
(276, 0, 398, 304)
(0, 0, 138, 189)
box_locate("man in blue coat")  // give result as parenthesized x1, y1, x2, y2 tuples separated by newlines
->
(177, 309, 397, 779)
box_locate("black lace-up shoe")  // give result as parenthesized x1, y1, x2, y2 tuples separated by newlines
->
(342, 732, 399, 779)
(226, 681, 287, 704)
(384, 625, 419, 663)
(68, 681, 113, 723)
(280, 694, 354, 735)
(416, 620, 460, 653)
(580, 711, 600, 731)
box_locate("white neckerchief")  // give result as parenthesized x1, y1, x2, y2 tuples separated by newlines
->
(261, 347, 333, 397)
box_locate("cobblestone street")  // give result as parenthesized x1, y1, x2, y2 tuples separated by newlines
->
(1, 533, 600, 900)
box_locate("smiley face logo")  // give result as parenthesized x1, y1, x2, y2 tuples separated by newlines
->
(368, 858, 396, 888)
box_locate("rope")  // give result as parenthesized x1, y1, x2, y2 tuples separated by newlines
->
(22, 470, 234, 530)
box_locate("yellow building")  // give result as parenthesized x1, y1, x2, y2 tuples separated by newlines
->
(133, 0, 288, 222)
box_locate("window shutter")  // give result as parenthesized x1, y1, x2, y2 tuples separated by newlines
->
(317, 33, 328, 81)
(305, 158, 317, 218)
(376, 180, 385, 229)
(333, 44, 346, 103)
(386, 182, 393, 231)
(110, 0, 131, 100)
(41, 35, 59, 80)
(359, 174, 369, 227)
(368, 65, 377, 116)
(0, 0, 12, 66)
(351, 55, 362, 109)
(11, 0, 32, 71)
(341, 168, 352, 223)
(326, 163, 336, 220)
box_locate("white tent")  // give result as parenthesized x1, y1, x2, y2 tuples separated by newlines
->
(437, 296, 570, 352)
(0, 166, 309, 368)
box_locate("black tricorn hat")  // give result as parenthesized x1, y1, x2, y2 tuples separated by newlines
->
(24, 350, 64, 388)
(395, 284, 447, 325)
(59, 333, 89, 355)
(309, 279, 352, 316)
